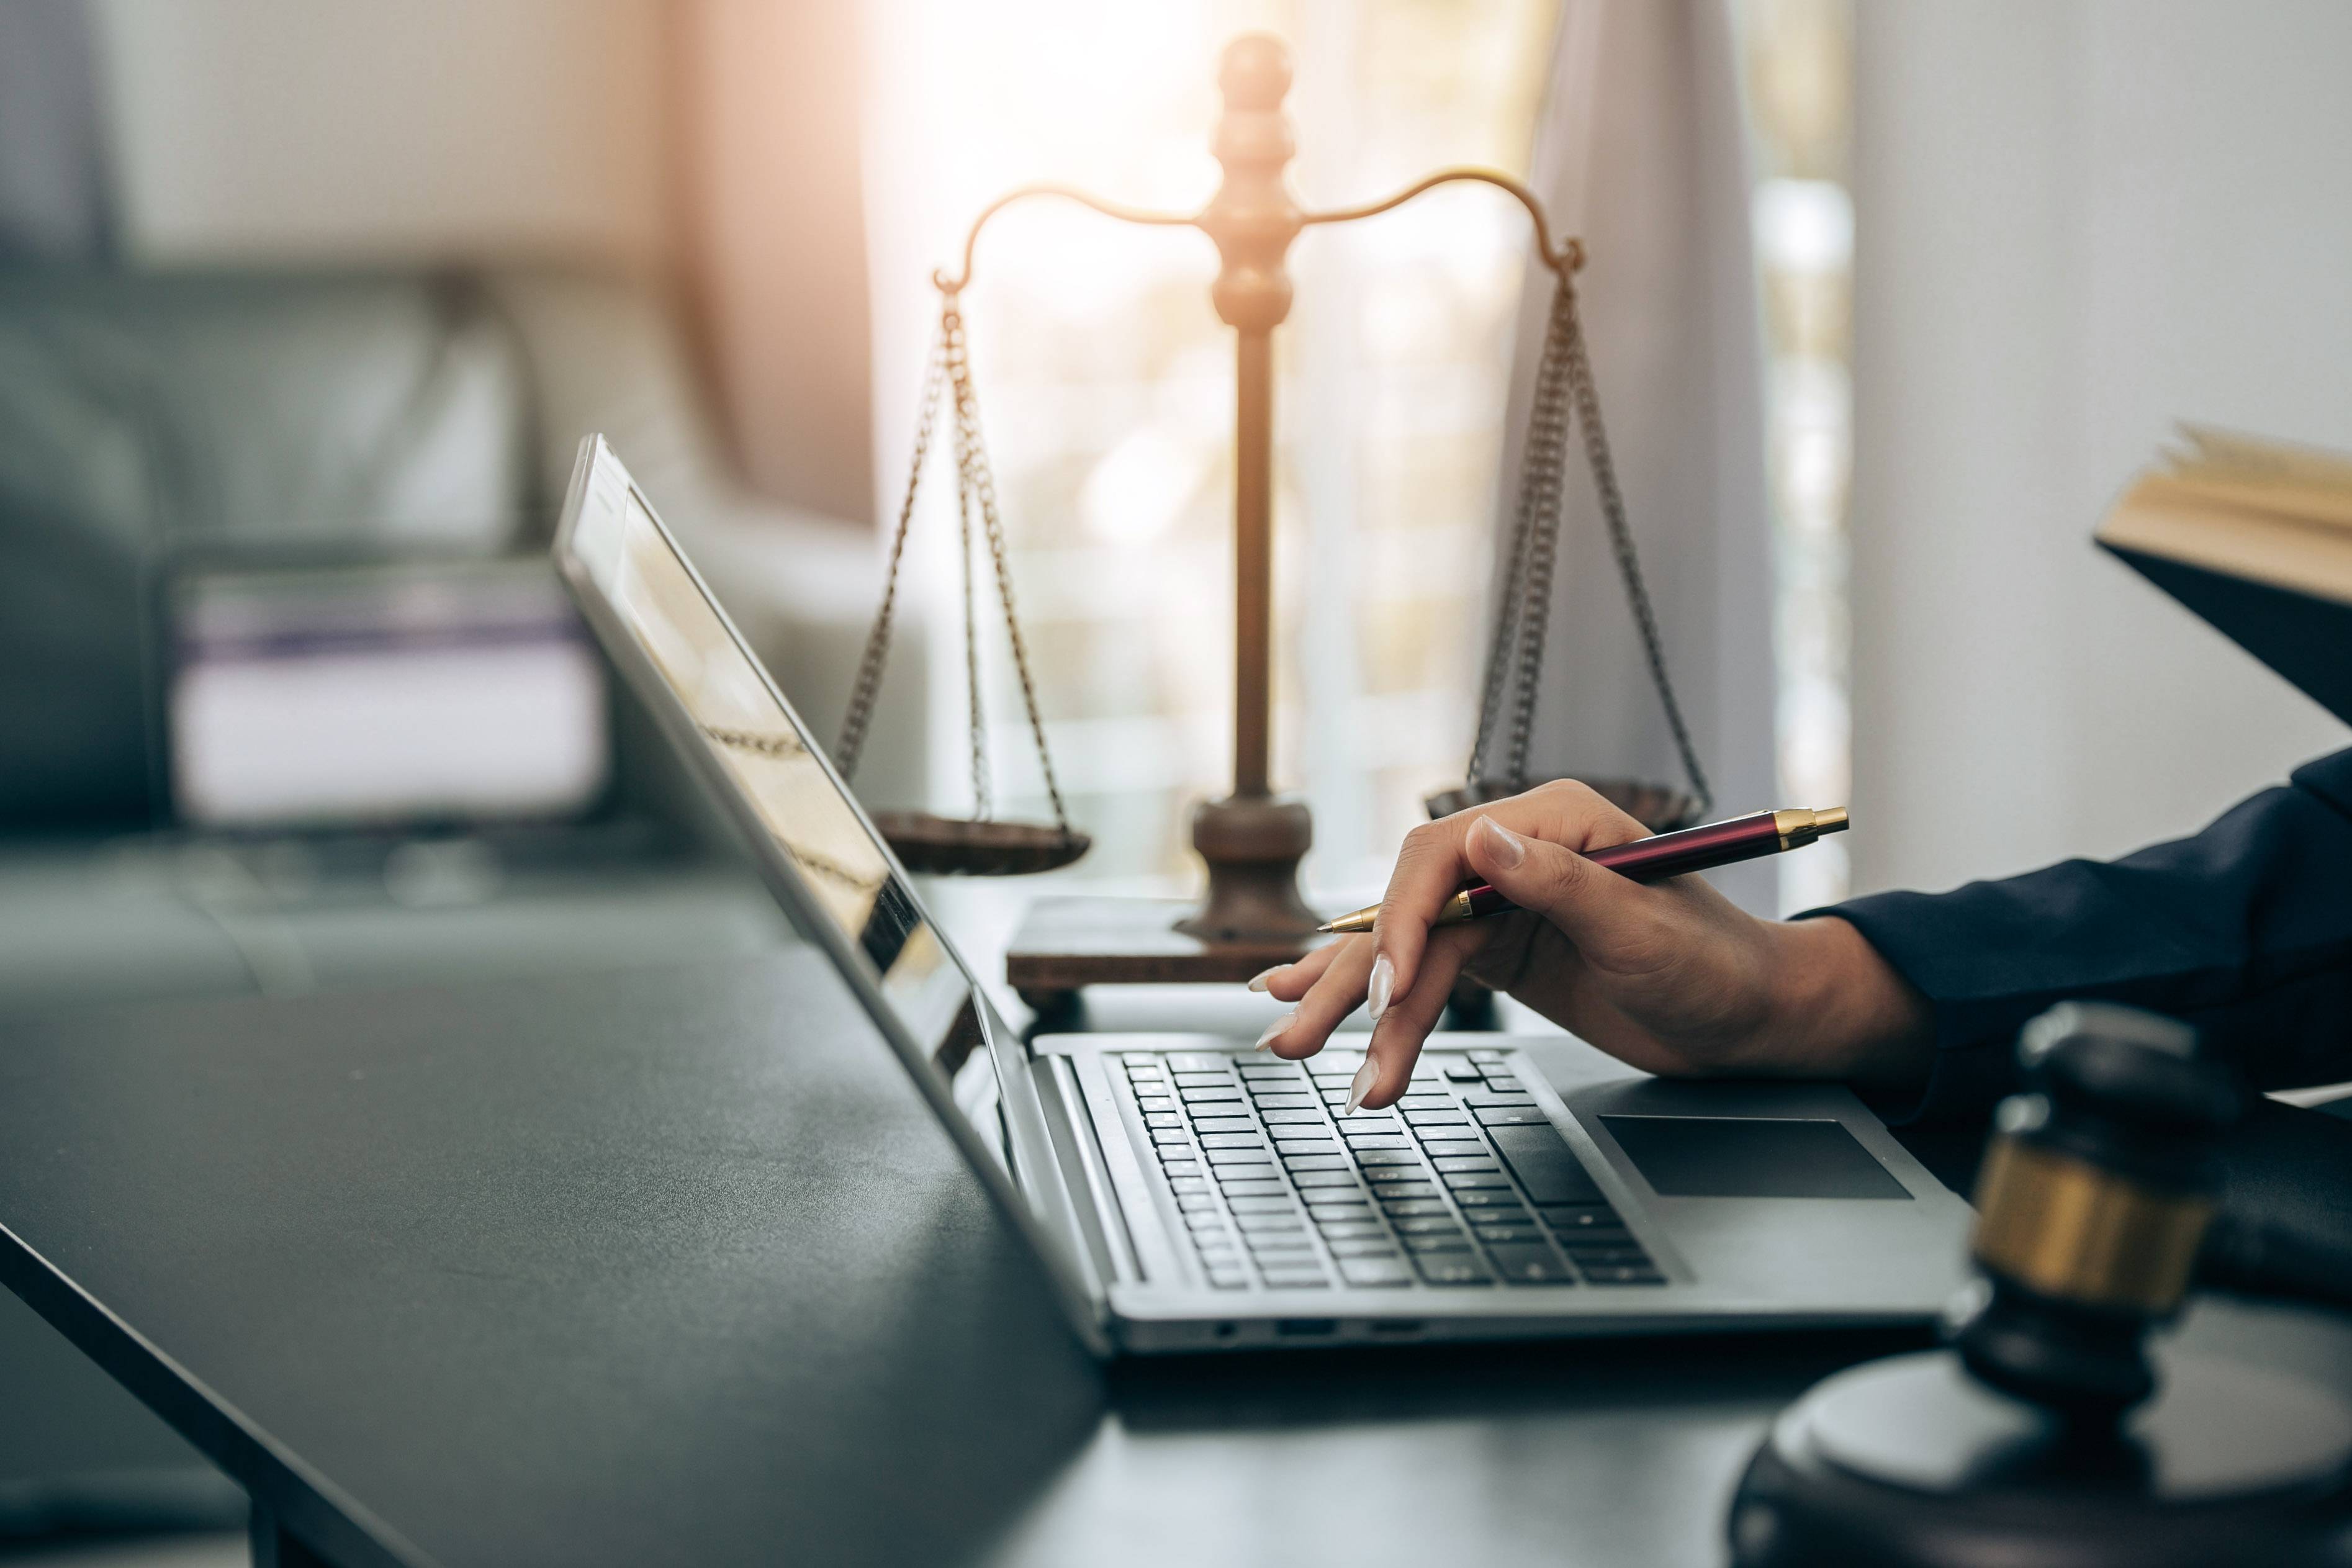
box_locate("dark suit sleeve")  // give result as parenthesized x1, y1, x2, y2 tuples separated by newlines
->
(1823, 747, 2352, 1124)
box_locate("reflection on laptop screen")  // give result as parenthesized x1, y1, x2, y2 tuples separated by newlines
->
(569, 479, 983, 1090)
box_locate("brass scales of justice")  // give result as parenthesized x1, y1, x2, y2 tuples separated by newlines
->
(832, 32, 1713, 1016)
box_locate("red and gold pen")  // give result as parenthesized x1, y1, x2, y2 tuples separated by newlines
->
(1316, 807, 1849, 934)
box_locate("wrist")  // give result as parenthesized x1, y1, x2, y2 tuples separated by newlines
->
(1759, 916, 1934, 1088)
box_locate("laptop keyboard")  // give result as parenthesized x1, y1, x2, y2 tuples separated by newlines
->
(1120, 1048, 1667, 1291)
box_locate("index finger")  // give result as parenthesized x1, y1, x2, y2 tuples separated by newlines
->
(1369, 780, 1649, 1016)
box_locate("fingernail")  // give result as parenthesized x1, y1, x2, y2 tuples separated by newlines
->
(1367, 953, 1394, 1022)
(1254, 1010, 1297, 1052)
(1475, 815, 1527, 869)
(1246, 966, 1282, 994)
(1345, 1057, 1379, 1114)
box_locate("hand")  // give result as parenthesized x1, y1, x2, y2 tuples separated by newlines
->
(1249, 781, 1931, 1111)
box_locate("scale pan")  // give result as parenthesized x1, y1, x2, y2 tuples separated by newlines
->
(870, 811, 1091, 876)
(1424, 778, 1703, 834)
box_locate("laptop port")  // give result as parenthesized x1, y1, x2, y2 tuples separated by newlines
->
(1275, 1318, 1338, 1337)
(1214, 1322, 1238, 1339)
(1369, 1320, 1425, 1335)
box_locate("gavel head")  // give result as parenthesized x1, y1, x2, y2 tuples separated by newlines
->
(1955, 1002, 2242, 1417)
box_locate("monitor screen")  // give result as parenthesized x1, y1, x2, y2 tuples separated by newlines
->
(563, 466, 997, 1143)
(168, 559, 610, 830)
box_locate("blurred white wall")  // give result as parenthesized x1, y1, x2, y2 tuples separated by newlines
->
(91, 0, 674, 267)
(1848, 0, 2352, 897)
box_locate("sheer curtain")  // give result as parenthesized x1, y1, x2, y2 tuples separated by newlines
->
(1492, 0, 1778, 912)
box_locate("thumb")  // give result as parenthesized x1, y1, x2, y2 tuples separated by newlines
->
(1464, 814, 1653, 950)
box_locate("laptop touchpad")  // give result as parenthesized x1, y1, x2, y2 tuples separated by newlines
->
(1598, 1115, 1912, 1199)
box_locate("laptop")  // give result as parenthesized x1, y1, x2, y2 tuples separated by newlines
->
(554, 435, 1973, 1354)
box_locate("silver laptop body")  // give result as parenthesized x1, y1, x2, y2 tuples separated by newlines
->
(554, 436, 1973, 1356)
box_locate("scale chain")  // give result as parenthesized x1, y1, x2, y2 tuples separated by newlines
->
(1467, 269, 1711, 818)
(835, 331, 945, 782)
(1559, 277, 1712, 816)
(941, 295, 1076, 839)
(955, 408, 991, 819)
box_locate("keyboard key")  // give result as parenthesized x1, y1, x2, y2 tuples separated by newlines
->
(1487, 1245, 1576, 1284)
(1391, 1214, 1466, 1235)
(1281, 1153, 1349, 1171)
(1168, 1178, 1210, 1195)
(1400, 1232, 1472, 1253)
(1413, 1255, 1494, 1286)
(1482, 1075, 1527, 1093)
(1250, 1093, 1318, 1111)
(1544, 1208, 1629, 1237)
(1474, 1105, 1553, 1126)
(1239, 1063, 1301, 1079)
(1235, 1214, 1305, 1235)
(1245, 1233, 1315, 1253)
(1403, 1112, 1471, 1129)
(1200, 1133, 1268, 1149)
(1565, 1245, 1653, 1268)
(1356, 1148, 1425, 1166)
(1363, 1166, 1429, 1184)
(1173, 1072, 1234, 1088)
(1144, 1112, 1183, 1129)
(1398, 1094, 1454, 1111)
(1260, 1108, 1327, 1124)
(1219, 1179, 1287, 1198)
(1168, 1053, 1235, 1072)
(1184, 1211, 1227, 1230)
(1228, 1195, 1297, 1214)
(1176, 1194, 1217, 1213)
(1271, 1130, 1336, 1148)
(1340, 1122, 1402, 1140)
(1473, 1224, 1546, 1245)
(1135, 1096, 1177, 1112)
(1260, 1269, 1336, 1297)
(1464, 1093, 1536, 1109)
(1443, 1063, 1485, 1083)
(1292, 1171, 1359, 1189)
(1205, 1147, 1273, 1165)
(1372, 1181, 1438, 1200)
(1150, 1129, 1191, 1145)
(1342, 1136, 1411, 1151)
(1490, 1125, 1607, 1205)
(1327, 1238, 1400, 1258)
(1338, 1259, 1414, 1287)
(1207, 1269, 1251, 1290)
(1418, 1140, 1487, 1161)
(1190, 1117, 1256, 1136)
(1441, 1171, 1512, 1189)
(1160, 1159, 1202, 1177)
(1306, 1202, 1374, 1224)
(1379, 1198, 1450, 1217)
(1452, 1189, 1527, 1210)
(1582, 1266, 1666, 1286)
(1315, 1220, 1387, 1239)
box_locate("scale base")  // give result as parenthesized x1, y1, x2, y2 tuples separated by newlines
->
(1005, 896, 1324, 1024)
(1729, 1348, 2352, 1568)
(1173, 793, 1320, 944)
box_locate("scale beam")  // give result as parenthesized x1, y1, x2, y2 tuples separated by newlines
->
(929, 32, 1589, 945)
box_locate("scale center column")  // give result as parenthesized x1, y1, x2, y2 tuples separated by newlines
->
(1176, 31, 1320, 943)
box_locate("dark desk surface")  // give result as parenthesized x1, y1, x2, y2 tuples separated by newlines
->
(2, 952, 2347, 1568)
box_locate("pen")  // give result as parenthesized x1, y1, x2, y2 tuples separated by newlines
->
(1317, 806, 1849, 934)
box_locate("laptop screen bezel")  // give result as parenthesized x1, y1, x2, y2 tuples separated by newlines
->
(550, 436, 1106, 1346)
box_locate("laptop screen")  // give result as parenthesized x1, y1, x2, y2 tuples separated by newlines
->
(562, 463, 989, 1116)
